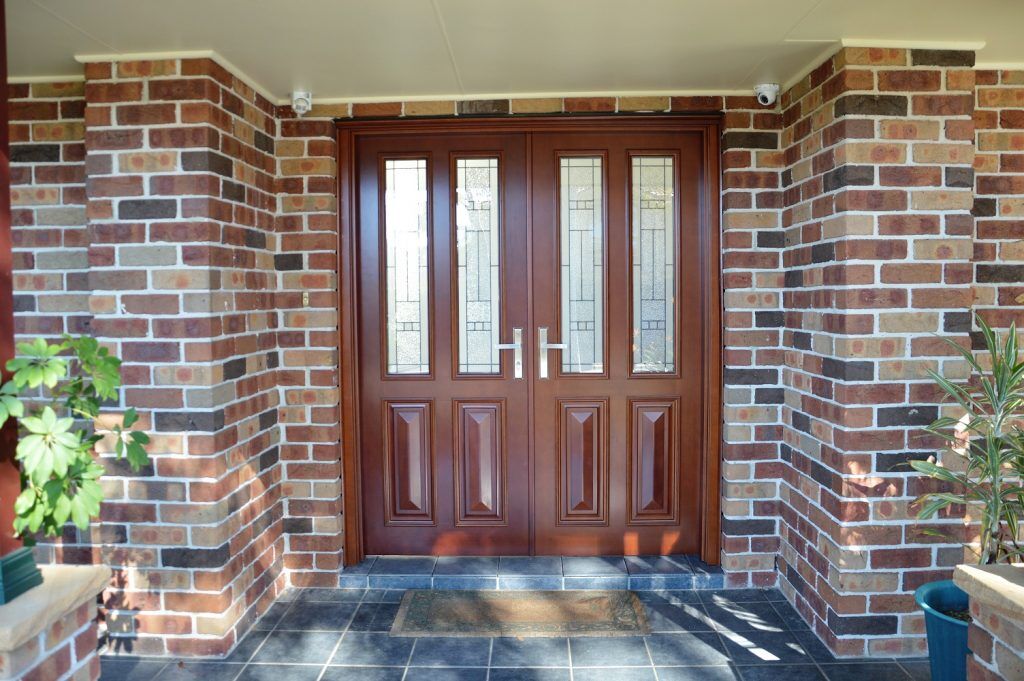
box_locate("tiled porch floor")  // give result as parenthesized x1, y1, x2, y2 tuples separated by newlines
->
(99, 587, 931, 680)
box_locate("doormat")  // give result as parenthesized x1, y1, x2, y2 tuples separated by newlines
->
(391, 590, 650, 637)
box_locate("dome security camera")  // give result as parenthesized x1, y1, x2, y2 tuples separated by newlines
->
(754, 83, 780, 107)
(292, 91, 313, 117)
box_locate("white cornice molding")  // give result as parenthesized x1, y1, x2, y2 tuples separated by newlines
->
(839, 38, 986, 51)
(8, 74, 85, 84)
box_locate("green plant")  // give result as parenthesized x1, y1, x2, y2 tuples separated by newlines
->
(0, 335, 149, 542)
(912, 316, 1024, 564)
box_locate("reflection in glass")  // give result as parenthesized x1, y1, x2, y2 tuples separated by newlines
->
(385, 159, 430, 374)
(631, 156, 676, 373)
(560, 157, 604, 374)
(456, 158, 501, 374)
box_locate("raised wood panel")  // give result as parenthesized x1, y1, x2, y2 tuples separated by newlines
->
(557, 399, 608, 524)
(384, 401, 434, 525)
(454, 401, 506, 525)
(629, 399, 680, 524)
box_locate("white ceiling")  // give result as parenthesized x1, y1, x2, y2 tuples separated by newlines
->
(7, 0, 1019, 104)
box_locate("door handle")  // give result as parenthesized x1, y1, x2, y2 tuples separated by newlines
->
(537, 327, 567, 380)
(495, 327, 523, 379)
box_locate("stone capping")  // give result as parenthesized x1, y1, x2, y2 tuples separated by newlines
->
(954, 564, 1024, 618)
(0, 564, 109, 652)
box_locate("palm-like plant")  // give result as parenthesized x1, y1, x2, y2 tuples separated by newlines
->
(912, 316, 1024, 565)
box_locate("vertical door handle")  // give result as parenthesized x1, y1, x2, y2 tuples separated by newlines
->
(495, 327, 523, 379)
(537, 327, 567, 380)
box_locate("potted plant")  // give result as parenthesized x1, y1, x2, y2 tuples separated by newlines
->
(911, 317, 1024, 681)
(0, 335, 149, 603)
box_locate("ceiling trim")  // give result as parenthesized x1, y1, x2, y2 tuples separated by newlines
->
(839, 38, 986, 50)
(9, 74, 85, 84)
(781, 43, 843, 92)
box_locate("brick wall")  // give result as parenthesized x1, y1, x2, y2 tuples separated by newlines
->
(0, 599, 100, 681)
(967, 598, 1024, 680)
(776, 46, 976, 656)
(974, 69, 1024, 331)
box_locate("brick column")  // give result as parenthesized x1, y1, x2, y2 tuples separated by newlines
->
(778, 47, 975, 656)
(81, 58, 285, 656)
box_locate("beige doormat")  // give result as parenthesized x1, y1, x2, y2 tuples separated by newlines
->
(391, 590, 650, 637)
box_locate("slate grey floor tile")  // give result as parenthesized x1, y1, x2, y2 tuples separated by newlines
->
(791, 630, 837, 662)
(409, 636, 491, 667)
(820, 662, 916, 681)
(343, 557, 378, 574)
(703, 600, 788, 633)
(720, 630, 811, 665)
(154, 661, 244, 681)
(252, 602, 292, 630)
(769, 600, 811, 630)
(348, 602, 401, 631)
(296, 588, 366, 602)
(433, 556, 500, 575)
(700, 589, 770, 605)
(489, 668, 572, 681)
(251, 630, 342, 664)
(235, 664, 322, 681)
(646, 632, 731, 666)
(563, 576, 629, 589)
(403, 668, 489, 681)
(657, 665, 743, 680)
(332, 632, 415, 666)
(763, 589, 786, 602)
(498, 556, 563, 575)
(571, 668, 657, 681)
(99, 659, 169, 681)
(320, 666, 406, 681)
(570, 635, 651, 667)
(897, 660, 932, 681)
(276, 602, 357, 631)
(643, 602, 716, 632)
(498, 576, 564, 590)
(625, 556, 693, 575)
(737, 663, 826, 680)
(222, 631, 269, 663)
(561, 556, 628, 576)
(637, 590, 703, 605)
(362, 589, 406, 603)
(371, 556, 437, 574)
(490, 637, 570, 667)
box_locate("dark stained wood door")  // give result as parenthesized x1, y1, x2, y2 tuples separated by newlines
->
(530, 130, 705, 555)
(357, 133, 530, 555)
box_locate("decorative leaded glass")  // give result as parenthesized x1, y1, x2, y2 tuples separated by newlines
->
(385, 159, 430, 374)
(456, 158, 501, 374)
(559, 157, 604, 374)
(631, 156, 676, 373)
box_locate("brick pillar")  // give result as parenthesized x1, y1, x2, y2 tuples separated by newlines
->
(778, 47, 975, 656)
(81, 57, 285, 656)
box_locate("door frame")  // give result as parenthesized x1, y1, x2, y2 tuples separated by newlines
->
(335, 114, 722, 566)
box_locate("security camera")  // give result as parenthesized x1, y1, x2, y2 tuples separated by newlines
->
(291, 91, 312, 117)
(754, 83, 780, 107)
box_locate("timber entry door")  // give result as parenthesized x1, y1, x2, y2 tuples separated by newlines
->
(350, 118, 720, 559)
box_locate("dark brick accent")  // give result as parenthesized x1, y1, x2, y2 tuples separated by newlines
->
(978, 265, 1024, 283)
(811, 242, 835, 264)
(944, 311, 972, 333)
(755, 388, 785, 405)
(266, 351, 280, 369)
(792, 331, 811, 351)
(785, 270, 804, 288)
(756, 231, 785, 249)
(722, 131, 778, 150)
(254, 130, 274, 154)
(724, 368, 778, 385)
(101, 458, 155, 477)
(834, 95, 908, 117)
(945, 167, 973, 189)
(182, 150, 233, 177)
(98, 525, 128, 544)
(259, 446, 279, 472)
(877, 451, 931, 473)
(878, 406, 938, 427)
(821, 357, 874, 382)
(972, 198, 997, 217)
(755, 311, 784, 328)
(258, 408, 278, 430)
(792, 411, 811, 434)
(223, 357, 247, 380)
(244, 228, 266, 249)
(911, 49, 975, 67)
(457, 99, 510, 115)
(828, 610, 898, 635)
(823, 165, 874, 192)
(162, 543, 230, 568)
(723, 518, 776, 536)
(154, 409, 225, 432)
(222, 180, 246, 203)
(275, 253, 303, 270)
(12, 295, 35, 312)
(118, 199, 177, 220)
(11, 143, 60, 163)
(283, 518, 312, 534)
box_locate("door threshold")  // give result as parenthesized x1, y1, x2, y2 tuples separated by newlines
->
(337, 554, 725, 591)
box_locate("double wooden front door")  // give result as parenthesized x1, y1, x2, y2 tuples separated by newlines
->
(349, 117, 720, 559)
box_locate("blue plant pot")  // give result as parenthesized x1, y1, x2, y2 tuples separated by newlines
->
(915, 579, 970, 681)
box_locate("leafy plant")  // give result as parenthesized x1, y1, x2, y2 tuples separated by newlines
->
(911, 316, 1024, 564)
(0, 335, 150, 542)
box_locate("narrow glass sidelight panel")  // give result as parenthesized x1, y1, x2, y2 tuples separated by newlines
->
(385, 159, 430, 374)
(560, 157, 604, 374)
(455, 158, 501, 374)
(631, 156, 676, 373)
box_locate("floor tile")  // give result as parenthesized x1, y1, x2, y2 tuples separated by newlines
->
(403, 668, 488, 681)
(763, 589, 786, 602)
(563, 576, 629, 589)
(153, 661, 244, 680)
(498, 576, 564, 590)
(235, 664, 323, 681)
(700, 589, 769, 605)
(362, 589, 406, 603)
(791, 630, 837, 662)
(570, 636, 651, 667)
(703, 600, 788, 633)
(432, 576, 499, 590)
(371, 556, 437, 574)
(409, 636, 491, 666)
(433, 556, 500, 575)
(737, 663, 826, 680)
(252, 602, 292, 630)
(368, 575, 432, 589)
(348, 602, 401, 632)
(98, 659, 169, 681)
(490, 637, 570, 667)
(684, 556, 725, 576)
(645, 632, 730, 666)
(571, 668, 657, 681)
(625, 556, 693, 575)
(296, 588, 366, 602)
(898, 660, 931, 681)
(250, 630, 341, 664)
(629, 576, 695, 590)
(768, 600, 811, 630)
(276, 602, 357, 631)
(657, 666, 742, 680)
(342, 557, 378, 574)
(820, 662, 916, 681)
(332, 632, 414, 666)
(636, 590, 703, 605)
(320, 666, 406, 681)
(720, 630, 811, 665)
(489, 668, 572, 681)
(561, 556, 628, 576)
(222, 631, 269, 663)
(498, 556, 563, 575)
(642, 601, 716, 632)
